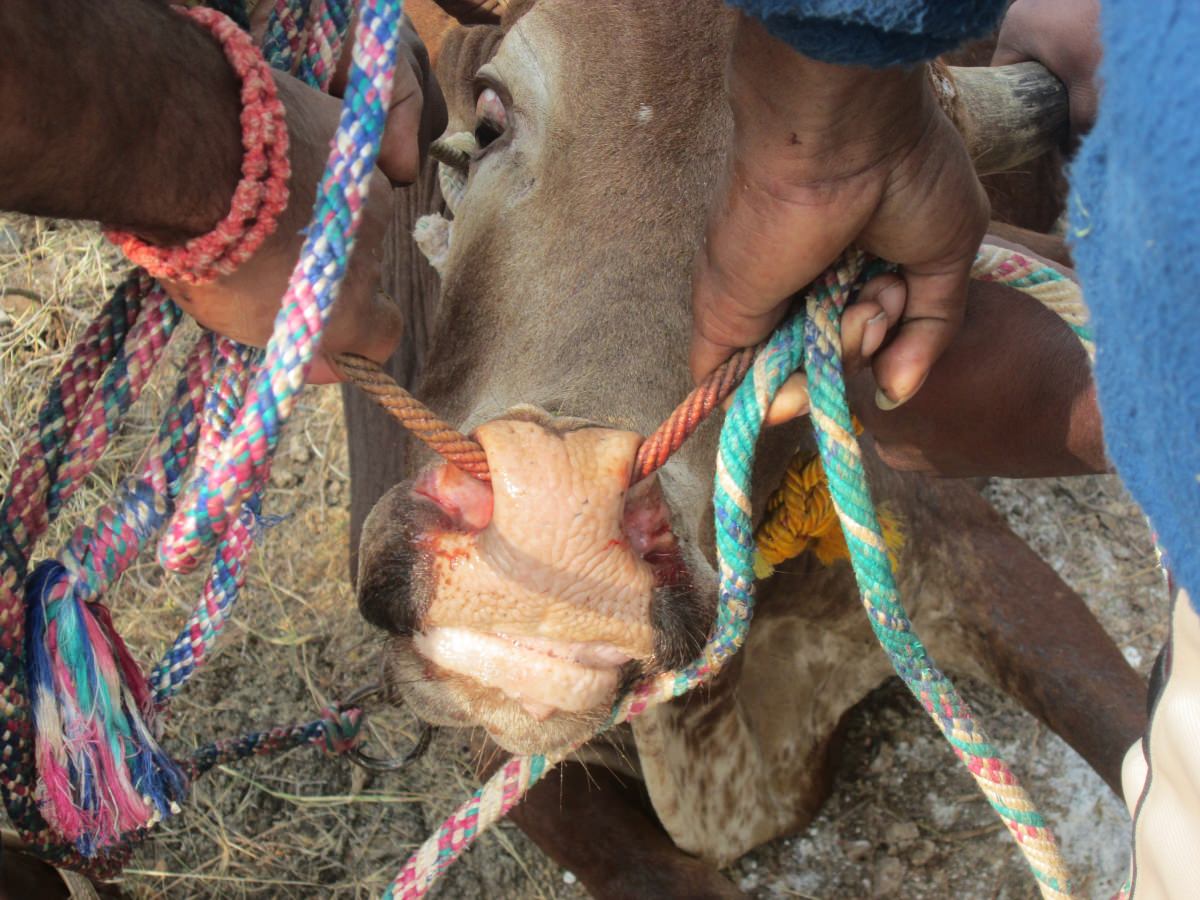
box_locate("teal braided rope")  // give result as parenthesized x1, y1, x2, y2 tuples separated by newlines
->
(803, 250, 1072, 898)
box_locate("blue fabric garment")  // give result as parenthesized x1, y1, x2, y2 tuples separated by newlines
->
(726, 0, 1006, 68)
(1070, 0, 1200, 607)
(734, 0, 1200, 605)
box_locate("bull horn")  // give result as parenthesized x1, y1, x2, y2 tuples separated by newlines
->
(941, 62, 1069, 176)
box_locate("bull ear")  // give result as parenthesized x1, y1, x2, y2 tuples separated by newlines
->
(941, 62, 1070, 176)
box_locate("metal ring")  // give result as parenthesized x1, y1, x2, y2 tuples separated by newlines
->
(341, 682, 387, 708)
(340, 683, 435, 773)
(349, 725, 434, 773)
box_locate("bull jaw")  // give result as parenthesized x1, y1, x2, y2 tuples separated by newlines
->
(412, 627, 630, 720)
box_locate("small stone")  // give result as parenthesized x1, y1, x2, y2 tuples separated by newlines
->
(885, 821, 920, 846)
(0, 225, 22, 256)
(844, 839, 873, 863)
(287, 433, 313, 465)
(869, 743, 894, 775)
(909, 840, 937, 867)
(0, 291, 36, 319)
(1123, 645, 1143, 668)
(325, 478, 347, 506)
(872, 857, 906, 898)
(270, 465, 298, 488)
(562, 871, 577, 886)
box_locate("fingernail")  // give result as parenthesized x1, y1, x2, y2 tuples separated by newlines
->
(876, 370, 929, 411)
(875, 388, 902, 411)
(878, 281, 906, 322)
(861, 311, 888, 358)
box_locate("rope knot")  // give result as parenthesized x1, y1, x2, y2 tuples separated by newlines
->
(314, 705, 365, 756)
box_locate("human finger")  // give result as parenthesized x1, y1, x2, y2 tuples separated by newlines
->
(871, 264, 969, 409)
(763, 374, 811, 426)
(840, 274, 906, 374)
(377, 54, 425, 183)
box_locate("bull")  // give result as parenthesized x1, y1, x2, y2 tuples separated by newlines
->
(344, 1, 1146, 895)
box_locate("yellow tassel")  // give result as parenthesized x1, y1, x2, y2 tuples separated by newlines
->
(753, 434, 904, 578)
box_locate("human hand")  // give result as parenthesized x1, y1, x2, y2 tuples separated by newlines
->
(691, 16, 989, 415)
(992, 0, 1102, 138)
(845, 239, 1106, 478)
(161, 19, 446, 383)
(160, 71, 398, 383)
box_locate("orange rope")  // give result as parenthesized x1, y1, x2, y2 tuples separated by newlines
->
(332, 353, 491, 481)
(335, 344, 761, 486)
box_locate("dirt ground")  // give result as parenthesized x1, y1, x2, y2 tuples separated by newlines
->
(0, 214, 1166, 898)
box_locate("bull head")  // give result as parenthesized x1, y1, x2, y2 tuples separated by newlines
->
(357, 0, 1070, 758)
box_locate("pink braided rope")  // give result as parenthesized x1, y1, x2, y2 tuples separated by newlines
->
(300, 0, 346, 89)
(55, 288, 179, 503)
(158, 0, 400, 574)
(1, 282, 149, 569)
(105, 9, 291, 285)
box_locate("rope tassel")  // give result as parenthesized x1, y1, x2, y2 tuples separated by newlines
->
(25, 561, 186, 855)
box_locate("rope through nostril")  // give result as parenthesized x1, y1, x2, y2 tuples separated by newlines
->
(630, 344, 759, 483)
(332, 353, 492, 481)
(334, 344, 762, 487)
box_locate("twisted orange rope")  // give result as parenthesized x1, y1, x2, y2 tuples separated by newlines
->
(334, 344, 760, 485)
(332, 353, 491, 480)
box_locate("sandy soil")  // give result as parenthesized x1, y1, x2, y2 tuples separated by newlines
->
(0, 214, 1166, 898)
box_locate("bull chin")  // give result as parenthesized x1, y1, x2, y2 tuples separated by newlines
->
(382, 634, 626, 755)
(379, 575, 711, 756)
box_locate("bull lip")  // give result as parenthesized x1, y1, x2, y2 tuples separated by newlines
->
(412, 626, 630, 719)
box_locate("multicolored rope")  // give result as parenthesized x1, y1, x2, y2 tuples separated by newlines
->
(803, 251, 1074, 898)
(0, 0, 374, 865)
(0, 275, 168, 873)
(184, 704, 365, 779)
(263, 0, 354, 91)
(158, 0, 402, 574)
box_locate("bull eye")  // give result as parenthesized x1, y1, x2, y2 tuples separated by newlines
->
(474, 87, 508, 150)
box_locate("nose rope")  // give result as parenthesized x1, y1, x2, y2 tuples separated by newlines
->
(331, 341, 760, 486)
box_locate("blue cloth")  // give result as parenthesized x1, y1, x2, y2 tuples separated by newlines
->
(735, 0, 1200, 605)
(727, 0, 1005, 68)
(1070, 1, 1200, 608)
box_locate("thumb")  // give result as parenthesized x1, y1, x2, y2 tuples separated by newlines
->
(870, 265, 969, 409)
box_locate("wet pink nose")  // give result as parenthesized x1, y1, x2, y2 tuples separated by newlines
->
(408, 416, 675, 656)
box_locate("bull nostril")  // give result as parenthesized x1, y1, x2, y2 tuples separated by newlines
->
(412, 462, 494, 531)
(622, 476, 673, 557)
